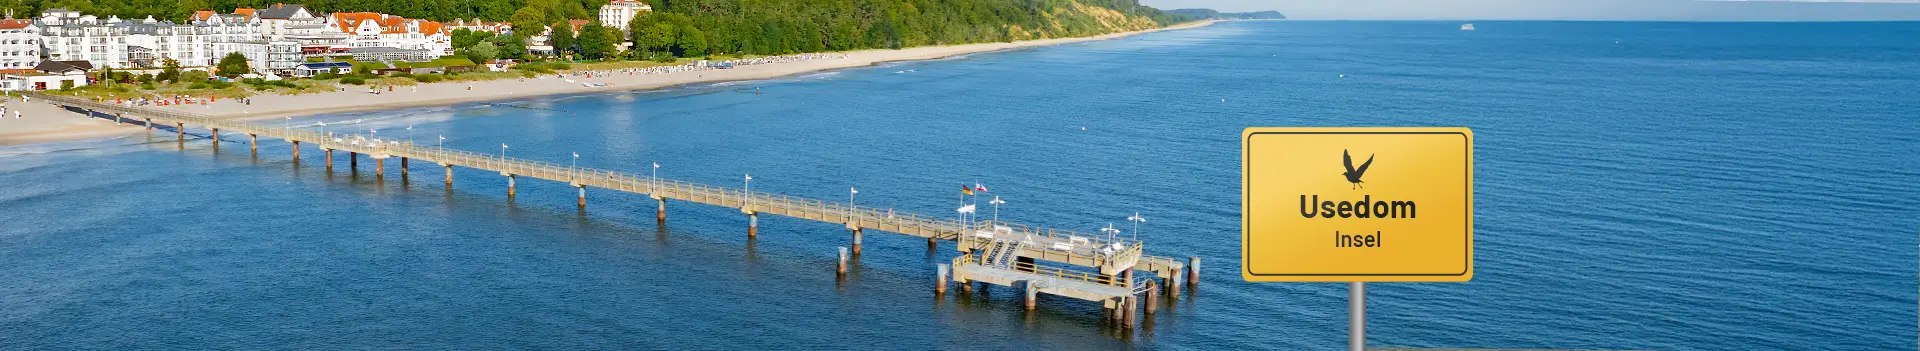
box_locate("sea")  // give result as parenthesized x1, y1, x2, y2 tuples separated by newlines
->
(1, 20, 1915, 350)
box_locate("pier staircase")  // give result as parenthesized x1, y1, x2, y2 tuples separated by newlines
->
(979, 239, 1027, 269)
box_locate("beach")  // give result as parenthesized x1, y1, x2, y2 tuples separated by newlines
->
(0, 20, 1214, 146)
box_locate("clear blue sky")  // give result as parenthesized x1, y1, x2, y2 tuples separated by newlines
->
(1139, 0, 1920, 21)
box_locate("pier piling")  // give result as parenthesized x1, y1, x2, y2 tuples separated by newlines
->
(1123, 297, 1137, 327)
(175, 122, 183, 141)
(1024, 281, 1039, 310)
(212, 128, 219, 144)
(325, 149, 333, 172)
(1146, 280, 1158, 314)
(506, 174, 516, 198)
(292, 141, 299, 160)
(249, 134, 257, 153)
(936, 264, 949, 294)
(1188, 257, 1200, 286)
(837, 247, 849, 275)
(443, 164, 453, 188)
(747, 212, 758, 238)
(576, 185, 586, 210)
(655, 197, 667, 222)
(1169, 270, 1182, 298)
(851, 228, 863, 255)
(349, 152, 358, 173)
(927, 237, 937, 250)
(375, 157, 384, 178)
(401, 157, 408, 179)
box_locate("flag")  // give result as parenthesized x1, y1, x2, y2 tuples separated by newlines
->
(957, 204, 976, 213)
(961, 185, 974, 196)
(502, 143, 508, 149)
(1129, 213, 1145, 223)
(850, 187, 857, 194)
(652, 162, 659, 168)
(974, 183, 988, 193)
(745, 174, 752, 181)
(573, 152, 579, 158)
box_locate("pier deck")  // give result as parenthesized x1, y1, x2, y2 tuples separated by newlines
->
(36, 94, 1195, 323)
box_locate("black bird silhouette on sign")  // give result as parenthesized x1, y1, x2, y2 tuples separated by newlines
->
(1343, 149, 1374, 189)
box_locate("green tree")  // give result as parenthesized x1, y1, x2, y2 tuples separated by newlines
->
(577, 23, 615, 60)
(158, 58, 181, 83)
(675, 26, 708, 58)
(509, 6, 546, 34)
(548, 23, 576, 56)
(60, 80, 75, 91)
(494, 34, 529, 60)
(461, 41, 500, 63)
(0, 0, 32, 22)
(215, 52, 250, 78)
(452, 28, 486, 49)
(629, 17, 675, 57)
(43, 0, 94, 14)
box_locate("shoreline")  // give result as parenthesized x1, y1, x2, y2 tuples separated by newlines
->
(0, 20, 1216, 146)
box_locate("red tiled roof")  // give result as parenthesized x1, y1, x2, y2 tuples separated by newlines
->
(0, 19, 31, 29)
(332, 12, 384, 33)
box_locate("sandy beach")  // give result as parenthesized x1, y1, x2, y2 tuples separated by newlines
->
(0, 20, 1213, 146)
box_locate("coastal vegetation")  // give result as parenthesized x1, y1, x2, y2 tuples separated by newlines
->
(21, 0, 1194, 100)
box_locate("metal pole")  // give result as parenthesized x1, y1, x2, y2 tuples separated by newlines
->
(1350, 282, 1365, 351)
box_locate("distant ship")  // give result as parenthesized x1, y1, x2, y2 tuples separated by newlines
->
(1461, 23, 1475, 31)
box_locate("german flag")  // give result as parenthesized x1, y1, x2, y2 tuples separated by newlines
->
(961, 185, 974, 196)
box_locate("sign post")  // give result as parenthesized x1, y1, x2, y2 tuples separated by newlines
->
(1241, 127, 1475, 350)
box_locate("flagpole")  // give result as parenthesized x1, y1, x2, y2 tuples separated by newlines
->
(989, 196, 1004, 223)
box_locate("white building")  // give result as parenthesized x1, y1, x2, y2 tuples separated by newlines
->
(256, 4, 345, 49)
(38, 9, 272, 72)
(0, 18, 38, 72)
(0, 60, 89, 91)
(186, 11, 266, 67)
(329, 13, 452, 58)
(598, 0, 653, 31)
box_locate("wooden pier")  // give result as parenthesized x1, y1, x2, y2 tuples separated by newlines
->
(38, 94, 1195, 326)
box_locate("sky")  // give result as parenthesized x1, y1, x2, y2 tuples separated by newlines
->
(1138, 0, 1920, 21)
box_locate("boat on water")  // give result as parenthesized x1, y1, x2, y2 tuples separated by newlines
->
(1461, 23, 1475, 31)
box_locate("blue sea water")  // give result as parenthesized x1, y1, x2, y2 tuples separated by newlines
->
(2, 20, 1917, 350)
